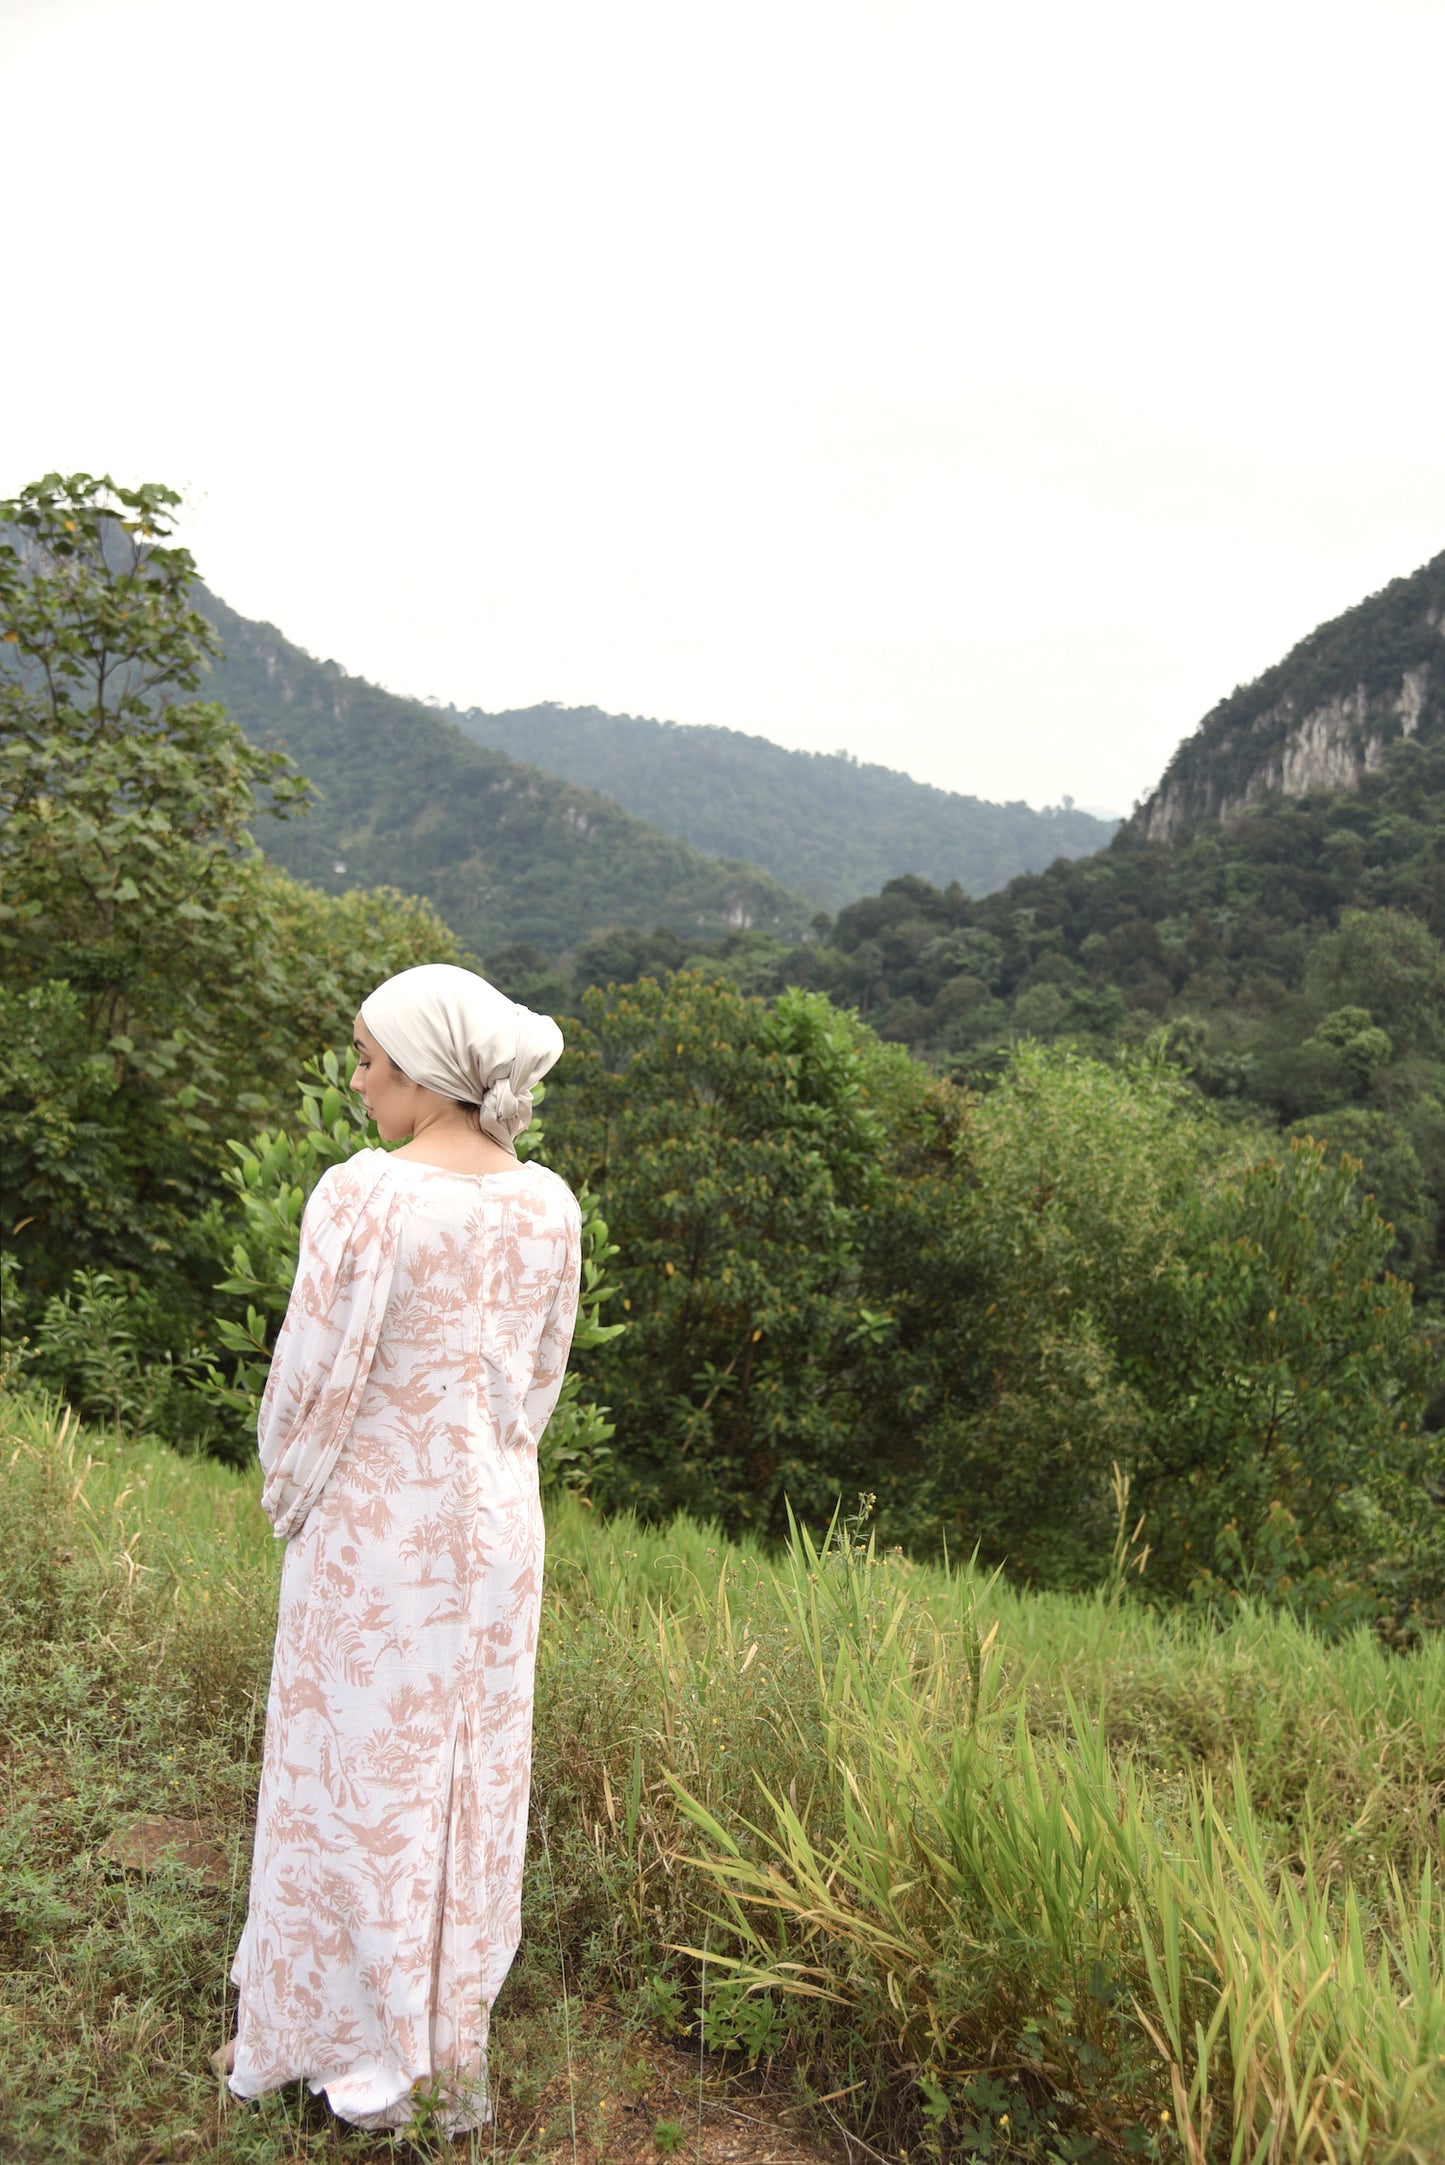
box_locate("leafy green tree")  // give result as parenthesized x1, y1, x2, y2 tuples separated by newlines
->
(1137, 1139, 1433, 1622)
(21, 1266, 222, 1451)
(0, 869, 464, 1312)
(1302, 1006, 1394, 1095)
(0, 471, 462, 1387)
(1, 473, 297, 1306)
(1, 474, 309, 1095)
(540, 973, 936, 1531)
(914, 1046, 1216, 1581)
(915, 1046, 1439, 1626)
(1, 468, 633, 1462)
(0, 979, 140, 1275)
(1286, 1106, 1437, 1288)
(1305, 909, 1445, 1057)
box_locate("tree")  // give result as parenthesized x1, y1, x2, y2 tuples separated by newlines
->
(1, 474, 309, 1100)
(0, 473, 460, 1348)
(1305, 909, 1445, 1057)
(539, 973, 939, 1532)
(1286, 1106, 1437, 1289)
(914, 1045, 1439, 1626)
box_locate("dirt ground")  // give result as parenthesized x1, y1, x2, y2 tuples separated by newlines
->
(480, 2005, 850, 2163)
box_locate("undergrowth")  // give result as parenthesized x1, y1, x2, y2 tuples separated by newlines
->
(3, 1391, 1444, 2162)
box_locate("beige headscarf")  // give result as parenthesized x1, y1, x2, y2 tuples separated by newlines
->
(360, 963, 563, 1153)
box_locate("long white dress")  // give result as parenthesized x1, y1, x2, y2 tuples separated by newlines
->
(228, 1150, 581, 2132)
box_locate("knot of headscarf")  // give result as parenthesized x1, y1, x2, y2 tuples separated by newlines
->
(359, 963, 563, 1153)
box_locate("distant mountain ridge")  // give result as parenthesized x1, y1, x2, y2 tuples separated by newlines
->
(197, 591, 814, 958)
(774, 540, 1445, 1094)
(1132, 550, 1445, 844)
(449, 702, 1117, 909)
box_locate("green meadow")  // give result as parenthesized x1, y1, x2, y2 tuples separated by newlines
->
(5, 1391, 1443, 2164)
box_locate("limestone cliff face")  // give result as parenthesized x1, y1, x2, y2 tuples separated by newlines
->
(1131, 555, 1445, 846)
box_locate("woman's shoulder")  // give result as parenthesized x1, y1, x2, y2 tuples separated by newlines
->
(505, 1160, 582, 1247)
(516, 1158, 581, 1224)
(308, 1148, 397, 1208)
(296, 1151, 399, 1259)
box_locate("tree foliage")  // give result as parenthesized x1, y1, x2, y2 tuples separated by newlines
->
(537, 973, 947, 1531)
(0, 474, 309, 1095)
(0, 473, 461, 1367)
(628, 764, 1445, 1303)
(911, 1047, 1440, 1628)
(540, 989, 1441, 1628)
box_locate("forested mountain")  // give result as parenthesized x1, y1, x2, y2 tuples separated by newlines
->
(566, 550, 1445, 1304)
(798, 550, 1445, 1063)
(1134, 550, 1444, 842)
(196, 590, 814, 956)
(451, 701, 1117, 908)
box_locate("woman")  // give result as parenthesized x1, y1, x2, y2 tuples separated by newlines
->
(223, 963, 581, 2134)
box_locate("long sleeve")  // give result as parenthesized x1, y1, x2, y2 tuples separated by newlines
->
(520, 1194, 583, 1448)
(257, 1153, 401, 1539)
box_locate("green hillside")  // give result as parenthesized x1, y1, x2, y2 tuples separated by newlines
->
(196, 589, 815, 957)
(452, 700, 1117, 908)
(613, 551, 1445, 1301)
(803, 550, 1445, 1063)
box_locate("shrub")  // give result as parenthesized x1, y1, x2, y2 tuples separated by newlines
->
(0, 475, 466, 1382)
(918, 1044, 1442, 1626)
(539, 973, 946, 1531)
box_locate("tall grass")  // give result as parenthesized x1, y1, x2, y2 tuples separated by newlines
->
(539, 1510, 1445, 2160)
(4, 1391, 1444, 2161)
(660, 1519, 1445, 2161)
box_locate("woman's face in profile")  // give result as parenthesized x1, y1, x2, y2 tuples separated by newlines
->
(350, 1014, 419, 1140)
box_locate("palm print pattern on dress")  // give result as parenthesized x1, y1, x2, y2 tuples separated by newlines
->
(228, 1153, 581, 2133)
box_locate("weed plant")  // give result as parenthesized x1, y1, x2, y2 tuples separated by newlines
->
(3, 1392, 1444, 2162)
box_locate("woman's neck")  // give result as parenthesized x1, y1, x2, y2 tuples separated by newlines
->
(392, 1106, 519, 1176)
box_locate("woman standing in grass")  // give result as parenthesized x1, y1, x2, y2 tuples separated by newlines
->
(221, 964, 581, 2135)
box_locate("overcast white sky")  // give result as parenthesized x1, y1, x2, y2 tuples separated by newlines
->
(3, 0, 1442, 816)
